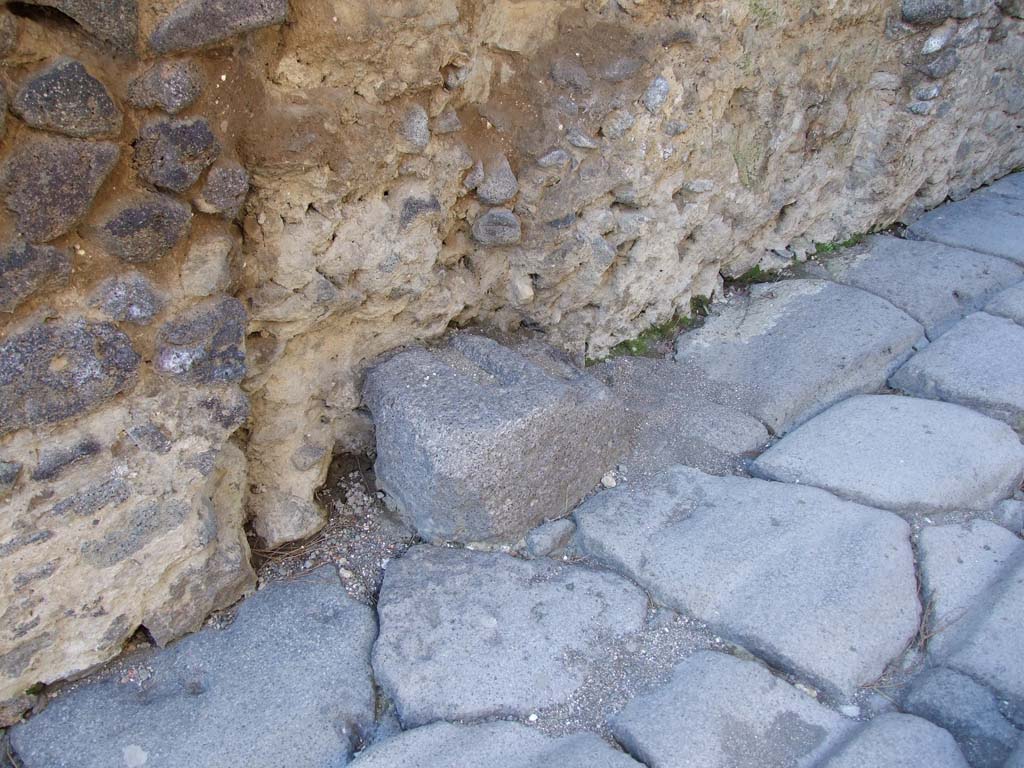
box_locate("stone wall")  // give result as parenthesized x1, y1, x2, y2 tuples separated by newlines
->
(0, 0, 1022, 715)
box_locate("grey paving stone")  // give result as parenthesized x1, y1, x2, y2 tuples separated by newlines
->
(609, 651, 855, 768)
(575, 467, 919, 698)
(918, 521, 1022, 658)
(751, 395, 1024, 514)
(890, 312, 1024, 433)
(350, 721, 642, 768)
(674, 279, 924, 435)
(372, 545, 648, 727)
(590, 356, 768, 479)
(805, 235, 1022, 340)
(524, 518, 576, 557)
(11, 567, 377, 768)
(820, 713, 969, 768)
(984, 172, 1024, 201)
(363, 334, 629, 544)
(985, 282, 1024, 325)
(1008, 742, 1024, 768)
(908, 192, 1024, 265)
(901, 667, 1020, 768)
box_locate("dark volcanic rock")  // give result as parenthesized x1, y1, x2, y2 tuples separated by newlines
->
(134, 117, 221, 193)
(149, 0, 290, 54)
(127, 60, 203, 114)
(471, 208, 521, 245)
(91, 272, 163, 324)
(2, 135, 119, 242)
(0, 240, 71, 313)
(193, 161, 249, 218)
(93, 193, 192, 263)
(12, 58, 122, 138)
(155, 297, 247, 384)
(0, 319, 139, 436)
(15, 0, 138, 54)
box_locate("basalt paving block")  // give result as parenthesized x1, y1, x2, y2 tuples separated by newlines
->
(984, 172, 1024, 202)
(751, 395, 1024, 514)
(349, 721, 642, 768)
(908, 191, 1024, 265)
(371, 545, 647, 727)
(363, 333, 628, 544)
(890, 312, 1024, 433)
(575, 467, 919, 698)
(804, 235, 1022, 339)
(11, 567, 377, 768)
(609, 651, 855, 768)
(985, 282, 1024, 325)
(820, 713, 969, 768)
(673, 279, 924, 435)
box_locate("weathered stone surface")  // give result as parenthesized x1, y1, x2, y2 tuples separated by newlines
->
(364, 334, 627, 544)
(1010, 743, 1024, 768)
(901, 667, 1021, 768)
(610, 652, 854, 768)
(150, 0, 289, 53)
(31, 436, 102, 481)
(248, 488, 325, 548)
(2, 136, 118, 242)
(372, 545, 647, 726)
(909, 192, 1024, 265)
(993, 498, 1024, 534)
(985, 172, 1024, 200)
(575, 467, 919, 698)
(134, 117, 221, 193)
(642, 75, 670, 113)
(90, 272, 162, 325)
(804, 235, 1022, 340)
(155, 297, 247, 384)
(0, 241, 70, 313)
(12, 567, 376, 768)
(0, 11, 18, 58)
(16, 0, 137, 53)
(985, 282, 1024, 325)
(0, 320, 138, 436)
(471, 207, 521, 245)
(93, 193, 192, 263)
(475, 153, 518, 205)
(592, 356, 769, 478)
(397, 103, 430, 153)
(12, 58, 121, 138)
(350, 722, 642, 768)
(194, 162, 250, 218)
(180, 233, 233, 297)
(524, 517, 575, 557)
(126, 60, 202, 114)
(673, 280, 925, 435)
(820, 714, 969, 768)
(890, 312, 1024, 433)
(751, 395, 1024, 514)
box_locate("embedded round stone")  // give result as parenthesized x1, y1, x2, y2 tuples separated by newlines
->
(193, 161, 249, 218)
(372, 545, 648, 727)
(751, 395, 1024, 514)
(12, 57, 122, 138)
(90, 272, 163, 325)
(2, 135, 119, 242)
(155, 296, 246, 383)
(134, 117, 221, 193)
(127, 60, 203, 114)
(93, 193, 192, 263)
(14, 0, 138, 53)
(475, 153, 518, 205)
(0, 240, 70, 313)
(472, 208, 521, 245)
(149, 0, 289, 53)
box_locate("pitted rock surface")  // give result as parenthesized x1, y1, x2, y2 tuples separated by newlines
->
(0, 240, 70, 313)
(372, 545, 648, 727)
(194, 161, 250, 218)
(149, 0, 290, 53)
(154, 297, 247, 384)
(12, 57, 121, 138)
(93, 193, 192, 263)
(90, 272, 163, 325)
(985, 282, 1024, 325)
(126, 60, 203, 114)
(15, 0, 138, 53)
(820, 713, 969, 768)
(134, 117, 221, 193)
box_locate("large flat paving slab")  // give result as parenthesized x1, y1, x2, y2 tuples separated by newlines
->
(890, 312, 1024, 434)
(349, 721, 642, 768)
(371, 545, 648, 727)
(674, 279, 924, 435)
(751, 395, 1024, 514)
(908, 190, 1024, 265)
(574, 467, 919, 698)
(820, 713, 969, 768)
(804, 235, 1022, 339)
(11, 567, 377, 768)
(609, 651, 855, 768)
(590, 356, 768, 478)
(984, 172, 1024, 202)
(985, 282, 1024, 325)
(363, 333, 628, 544)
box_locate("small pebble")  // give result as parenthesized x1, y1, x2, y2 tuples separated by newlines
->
(601, 473, 617, 489)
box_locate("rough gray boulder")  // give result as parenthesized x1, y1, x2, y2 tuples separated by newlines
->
(673, 279, 924, 435)
(149, 0, 289, 53)
(471, 208, 521, 245)
(11, 567, 377, 768)
(154, 297, 247, 384)
(820, 713, 969, 768)
(14, 0, 138, 53)
(590, 356, 768, 479)
(985, 283, 1024, 325)
(890, 312, 1024, 434)
(908, 191, 1024, 265)
(12, 57, 121, 138)
(609, 651, 855, 768)
(802, 235, 1022, 340)
(90, 272, 163, 325)
(575, 467, 919, 698)
(363, 334, 629, 544)
(194, 162, 250, 218)
(372, 545, 648, 726)
(127, 60, 203, 114)
(0, 240, 70, 313)
(751, 395, 1024, 514)
(901, 667, 1021, 768)
(134, 117, 221, 193)
(2, 135, 119, 242)
(349, 722, 642, 768)
(93, 193, 193, 264)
